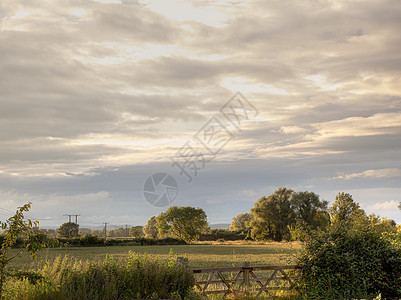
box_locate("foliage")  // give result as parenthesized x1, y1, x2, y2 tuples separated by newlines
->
(297, 194, 401, 299)
(329, 192, 368, 228)
(2, 253, 195, 299)
(0, 203, 54, 297)
(143, 216, 159, 239)
(57, 222, 79, 238)
(229, 213, 253, 232)
(157, 206, 208, 242)
(291, 191, 329, 229)
(107, 227, 130, 238)
(250, 187, 294, 241)
(129, 226, 144, 238)
(198, 229, 247, 241)
(250, 188, 330, 242)
(56, 236, 187, 247)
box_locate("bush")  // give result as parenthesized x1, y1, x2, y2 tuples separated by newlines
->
(198, 229, 247, 241)
(3, 253, 195, 299)
(56, 236, 187, 247)
(297, 224, 401, 299)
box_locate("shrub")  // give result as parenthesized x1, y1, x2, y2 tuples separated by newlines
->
(198, 229, 247, 241)
(55, 236, 187, 247)
(3, 252, 195, 299)
(297, 224, 401, 299)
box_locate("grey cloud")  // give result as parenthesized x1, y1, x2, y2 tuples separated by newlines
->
(87, 3, 179, 43)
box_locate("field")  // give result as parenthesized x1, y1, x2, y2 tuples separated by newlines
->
(9, 241, 302, 270)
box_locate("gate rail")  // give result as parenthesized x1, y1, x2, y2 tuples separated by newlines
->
(191, 262, 302, 297)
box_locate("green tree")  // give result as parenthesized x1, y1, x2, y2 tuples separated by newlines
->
(291, 191, 329, 229)
(57, 222, 79, 238)
(129, 226, 144, 238)
(229, 213, 253, 232)
(329, 192, 368, 228)
(369, 214, 397, 235)
(298, 218, 401, 299)
(143, 216, 159, 239)
(156, 206, 208, 242)
(250, 187, 294, 241)
(0, 203, 54, 296)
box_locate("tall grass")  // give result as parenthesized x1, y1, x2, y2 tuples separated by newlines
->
(3, 252, 195, 300)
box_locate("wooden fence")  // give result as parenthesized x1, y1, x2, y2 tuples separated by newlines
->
(190, 261, 302, 298)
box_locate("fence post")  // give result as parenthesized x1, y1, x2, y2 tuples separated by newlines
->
(243, 261, 250, 289)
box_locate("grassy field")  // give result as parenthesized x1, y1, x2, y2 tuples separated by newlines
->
(9, 241, 302, 270)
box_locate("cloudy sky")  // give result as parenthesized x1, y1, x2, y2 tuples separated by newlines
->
(1, 0, 401, 228)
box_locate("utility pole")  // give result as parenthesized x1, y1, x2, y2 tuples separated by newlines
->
(126, 225, 129, 238)
(103, 222, 108, 239)
(63, 214, 80, 224)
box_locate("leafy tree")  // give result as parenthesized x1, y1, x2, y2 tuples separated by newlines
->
(298, 218, 401, 299)
(369, 214, 397, 235)
(229, 213, 253, 232)
(57, 222, 79, 238)
(291, 191, 329, 229)
(250, 187, 294, 241)
(129, 226, 144, 238)
(0, 203, 54, 296)
(91, 230, 103, 237)
(108, 227, 130, 237)
(329, 192, 368, 228)
(156, 206, 208, 242)
(79, 228, 91, 236)
(143, 216, 159, 239)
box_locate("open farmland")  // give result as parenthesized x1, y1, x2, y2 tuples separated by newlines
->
(9, 241, 302, 270)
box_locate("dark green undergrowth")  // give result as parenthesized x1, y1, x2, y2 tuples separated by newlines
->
(297, 224, 401, 299)
(2, 252, 195, 299)
(58, 235, 187, 247)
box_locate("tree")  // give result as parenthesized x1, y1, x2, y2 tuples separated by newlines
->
(291, 191, 329, 230)
(156, 206, 208, 242)
(57, 222, 79, 238)
(130, 226, 144, 238)
(298, 217, 401, 299)
(229, 213, 253, 232)
(329, 192, 368, 228)
(0, 203, 54, 296)
(143, 216, 159, 239)
(250, 187, 294, 241)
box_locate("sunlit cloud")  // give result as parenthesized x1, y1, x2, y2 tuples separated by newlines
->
(0, 0, 400, 225)
(332, 168, 401, 180)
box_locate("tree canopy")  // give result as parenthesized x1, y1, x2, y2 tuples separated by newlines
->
(156, 206, 208, 242)
(57, 222, 79, 238)
(250, 187, 294, 241)
(129, 226, 144, 238)
(329, 192, 368, 228)
(143, 216, 159, 239)
(249, 188, 330, 241)
(229, 213, 253, 232)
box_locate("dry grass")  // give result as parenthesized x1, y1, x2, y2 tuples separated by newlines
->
(9, 241, 302, 270)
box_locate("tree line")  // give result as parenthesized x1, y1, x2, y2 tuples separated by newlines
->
(50, 187, 397, 243)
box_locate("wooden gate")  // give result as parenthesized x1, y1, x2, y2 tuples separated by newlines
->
(191, 262, 302, 297)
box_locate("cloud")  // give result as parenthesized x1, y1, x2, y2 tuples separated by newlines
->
(368, 200, 399, 211)
(332, 168, 401, 180)
(0, 0, 401, 224)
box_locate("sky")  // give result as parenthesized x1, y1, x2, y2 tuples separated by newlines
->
(0, 0, 401, 228)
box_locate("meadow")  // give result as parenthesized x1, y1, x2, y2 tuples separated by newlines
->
(9, 241, 302, 270)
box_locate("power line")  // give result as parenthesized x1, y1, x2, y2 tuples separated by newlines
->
(63, 214, 80, 224)
(80, 215, 103, 225)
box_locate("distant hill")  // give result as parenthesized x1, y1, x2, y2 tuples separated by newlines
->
(209, 223, 230, 230)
